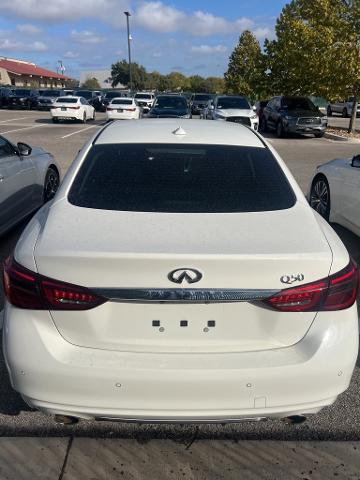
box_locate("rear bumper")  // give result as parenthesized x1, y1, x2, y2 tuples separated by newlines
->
(51, 110, 82, 120)
(3, 304, 358, 422)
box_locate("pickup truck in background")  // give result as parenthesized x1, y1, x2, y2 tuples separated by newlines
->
(327, 97, 360, 117)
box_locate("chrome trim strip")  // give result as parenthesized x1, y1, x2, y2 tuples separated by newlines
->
(92, 288, 279, 303)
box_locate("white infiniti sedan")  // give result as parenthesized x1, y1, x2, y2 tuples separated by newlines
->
(106, 98, 141, 121)
(51, 96, 95, 123)
(309, 155, 360, 237)
(3, 120, 358, 425)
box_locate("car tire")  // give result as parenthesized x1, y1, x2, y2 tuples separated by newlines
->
(43, 167, 60, 203)
(52, 117, 59, 123)
(342, 107, 348, 118)
(327, 106, 332, 116)
(314, 131, 325, 138)
(276, 120, 285, 138)
(92, 111, 96, 121)
(82, 113, 87, 124)
(310, 175, 331, 221)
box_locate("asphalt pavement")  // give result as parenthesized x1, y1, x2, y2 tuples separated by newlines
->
(0, 109, 359, 478)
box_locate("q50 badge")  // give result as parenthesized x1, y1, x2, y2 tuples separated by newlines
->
(280, 274, 305, 285)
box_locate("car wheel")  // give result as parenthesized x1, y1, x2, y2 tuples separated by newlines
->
(314, 131, 325, 138)
(82, 112, 87, 124)
(342, 107, 348, 118)
(327, 106, 332, 117)
(276, 120, 285, 138)
(310, 175, 331, 221)
(43, 167, 60, 203)
(92, 111, 96, 121)
(52, 117, 59, 123)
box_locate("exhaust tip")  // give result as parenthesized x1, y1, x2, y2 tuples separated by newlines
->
(54, 415, 79, 425)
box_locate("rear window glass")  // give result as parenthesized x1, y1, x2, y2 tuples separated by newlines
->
(56, 97, 78, 103)
(111, 99, 133, 105)
(69, 144, 295, 213)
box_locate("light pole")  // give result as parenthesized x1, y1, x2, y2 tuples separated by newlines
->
(124, 11, 133, 93)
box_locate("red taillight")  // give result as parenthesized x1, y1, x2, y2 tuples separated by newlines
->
(125, 108, 136, 111)
(3, 256, 106, 310)
(68, 106, 80, 110)
(265, 260, 359, 312)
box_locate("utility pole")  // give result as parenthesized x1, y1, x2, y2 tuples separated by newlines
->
(124, 11, 133, 93)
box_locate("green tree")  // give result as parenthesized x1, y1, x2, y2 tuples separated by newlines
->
(81, 77, 101, 89)
(188, 75, 207, 92)
(225, 30, 265, 97)
(111, 60, 148, 91)
(265, 0, 360, 132)
(204, 77, 225, 94)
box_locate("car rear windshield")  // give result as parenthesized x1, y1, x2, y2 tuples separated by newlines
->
(282, 97, 317, 111)
(56, 97, 78, 103)
(14, 89, 31, 96)
(193, 94, 213, 101)
(154, 97, 188, 109)
(68, 144, 296, 213)
(217, 97, 250, 109)
(105, 92, 122, 99)
(111, 99, 133, 105)
(75, 91, 92, 98)
(135, 94, 152, 99)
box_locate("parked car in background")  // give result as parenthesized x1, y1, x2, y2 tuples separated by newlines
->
(37, 90, 64, 110)
(147, 95, 191, 118)
(8, 89, 39, 110)
(73, 90, 102, 111)
(50, 96, 95, 123)
(106, 98, 141, 121)
(261, 96, 327, 138)
(203, 95, 259, 130)
(62, 89, 74, 96)
(0, 134, 60, 236)
(3, 119, 358, 424)
(327, 98, 360, 118)
(309, 154, 360, 237)
(134, 92, 155, 112)
(101, 91, 126, 111)
(190, 93, 215, 115)
(0, 87, 13, 109)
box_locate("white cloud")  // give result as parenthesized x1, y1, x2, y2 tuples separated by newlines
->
(70, 30, 105, 44)
(134, 1, 185, 33)
(63, 50, 79, 58)
(191, 44, 227, 54)
(253, 27, 272, 39)
(16, 24, 41, 34)
(0, 0, 129, 22)
(0, 38, 47, 52)
(134, 2, 255, 36)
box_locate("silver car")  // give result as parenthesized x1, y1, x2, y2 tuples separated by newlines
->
(0, 135, 60, 236)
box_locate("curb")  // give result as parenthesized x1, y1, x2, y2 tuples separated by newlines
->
(324, 132, 353, 142)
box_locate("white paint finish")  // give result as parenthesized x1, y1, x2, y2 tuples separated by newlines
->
(96, 119, 264, 147)
(51, 96, 95, 124)
(4, 304, 358, 420)
(106, 98, 141, 120)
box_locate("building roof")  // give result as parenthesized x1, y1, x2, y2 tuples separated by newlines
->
(0, 58, 70, 80)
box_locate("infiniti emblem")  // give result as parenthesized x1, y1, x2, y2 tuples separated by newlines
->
(168, 268, 203, 284)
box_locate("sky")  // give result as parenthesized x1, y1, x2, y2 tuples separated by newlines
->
(0, 0, 288, 80)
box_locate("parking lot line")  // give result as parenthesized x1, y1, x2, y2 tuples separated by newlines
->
(61, 125, 99, 139)
(0, 125, 42, 134)
(0, 116, 29, 124)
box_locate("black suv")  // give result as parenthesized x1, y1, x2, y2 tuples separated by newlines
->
(147, 95, 191, 118)
(0, 87, 13, 108)
(8, 89, 39, 109)
(261, 96, 327, 138)
(73, 90, 103, 111)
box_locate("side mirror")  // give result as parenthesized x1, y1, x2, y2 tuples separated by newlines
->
(17, 142, 32, 156)
(351, 155, 360, 168)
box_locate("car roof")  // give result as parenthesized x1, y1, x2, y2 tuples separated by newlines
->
(95, 119, 264, 148)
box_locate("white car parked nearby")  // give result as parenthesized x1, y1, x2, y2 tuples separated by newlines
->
(134, 92, 155, 112)
(106, 98, 141, 121)
(309, 154, 360, 237)
(203, 95, 259, 130)
(51, 96, 95, 123)
(3, 120, 358, 425)
(0, 135, 60, 236)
